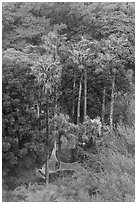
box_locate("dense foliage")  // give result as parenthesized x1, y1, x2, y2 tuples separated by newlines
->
(2, 2, 135, 202)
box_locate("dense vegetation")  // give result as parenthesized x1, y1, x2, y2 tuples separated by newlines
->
(2, 2, 135, 202)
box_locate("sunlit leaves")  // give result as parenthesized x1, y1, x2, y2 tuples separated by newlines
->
(95, 33, 132, 76)
(68, 37, 99, 69)
(2, 48, 35, 66)
(32, 54, 62, 94)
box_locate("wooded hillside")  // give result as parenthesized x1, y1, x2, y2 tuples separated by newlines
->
(2, 2, 135, 202)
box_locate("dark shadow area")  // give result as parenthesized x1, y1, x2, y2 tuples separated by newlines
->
(56, 148, 77, 163)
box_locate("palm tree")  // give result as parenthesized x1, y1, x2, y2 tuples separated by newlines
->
(52, 113, 78, 165)
(69, 37, 91, 123)
(32, 32, 62, 184)
(96, 34, 130, 130)
(78, 37, 98, 122)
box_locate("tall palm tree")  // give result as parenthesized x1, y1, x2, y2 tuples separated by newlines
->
(32, 32, 62, 184)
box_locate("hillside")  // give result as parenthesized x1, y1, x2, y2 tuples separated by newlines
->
(2, 2, 135, 202)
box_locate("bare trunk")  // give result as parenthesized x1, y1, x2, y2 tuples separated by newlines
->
(72, 69, 76, 122)
(37, 87, 41, 130)
(55, 84, 58, 116)
(37, 102, 40, 119)
(84, 68, 87, 122)
(101, 86, 106, 134)
(110, 74, 115, 129)
(57, 133, 61, 169)
(77, 74, 82, 124)
(45, 89, 49, 184)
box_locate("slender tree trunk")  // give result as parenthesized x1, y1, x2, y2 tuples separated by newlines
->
(72, 68, 76, 123)
(45, 89, 49, 184)
(110, 74, 115, 129)
(77, 73, 82, 124)
(101, 86, 106, 135)
(53, 84, 59, 169)
(53, 84, 58, 135)
(84, 68, 87, 122)
(57, 133, 61, 169)
(37, 102, 40, 119)
(37, 87, 41, 130)
(55, 84, 58, 116)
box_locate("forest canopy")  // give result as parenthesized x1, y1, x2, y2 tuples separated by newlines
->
(2, 2, 135, 202)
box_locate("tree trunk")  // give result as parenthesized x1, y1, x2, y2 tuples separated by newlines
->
(101, 86, 106, 134)
(37, 87, 41, 130)
(110, 74, 115, 129)
(37, 102, 40, 119)
(77, 73, 82, 124)
(72, 68, 76, 123)
(57, 133, 61, 169)
(55, 84, 58, 116)
(45, 89, 49, 184)
(84, 68, 87, 122)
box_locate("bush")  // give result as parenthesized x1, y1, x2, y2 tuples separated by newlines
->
(3, 108, 135, 202)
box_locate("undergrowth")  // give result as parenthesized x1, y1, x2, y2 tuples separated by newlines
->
(3, 124, 135, 202)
